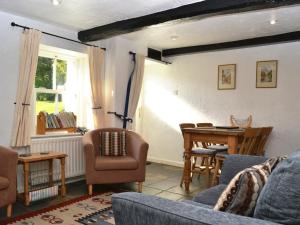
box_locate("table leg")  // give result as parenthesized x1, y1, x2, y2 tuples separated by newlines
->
(183, 133, 192, 192)
(60, 157, 66, 197)
(23, 163, 30, 206)
(48, 159, 53, 186)
(227, 136, 238, 154)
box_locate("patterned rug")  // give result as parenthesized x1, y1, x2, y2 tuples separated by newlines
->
(3, 192, 116, 225)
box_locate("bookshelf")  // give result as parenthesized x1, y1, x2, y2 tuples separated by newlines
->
(36, 111, 76, 135)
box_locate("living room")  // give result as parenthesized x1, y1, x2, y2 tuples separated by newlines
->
(0, 0, 300, 225)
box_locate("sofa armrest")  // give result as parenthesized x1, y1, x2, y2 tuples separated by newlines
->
(112, 192, 280, 225)
(220, 154, 267, 184)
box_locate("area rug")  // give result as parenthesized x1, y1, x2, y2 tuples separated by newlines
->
(3, 192, 116, 225)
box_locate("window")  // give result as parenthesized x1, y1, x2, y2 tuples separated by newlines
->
(35, 57, 67, 114)
(33, 45, 93, 132)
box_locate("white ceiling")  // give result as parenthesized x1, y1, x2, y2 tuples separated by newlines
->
(121, 5, 300, 49)
(0, 0, 201, 30)
(0, 1, 299, 49)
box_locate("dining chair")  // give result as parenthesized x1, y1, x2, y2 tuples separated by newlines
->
(230, 115, 252, 128)
(179, 123, 217, 188)
(196, 123, 228, 152)
(211, 127, 262, 186)
(253, 127, 273, 156)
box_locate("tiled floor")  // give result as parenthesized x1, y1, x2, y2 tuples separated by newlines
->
(0, 163, 208, 221)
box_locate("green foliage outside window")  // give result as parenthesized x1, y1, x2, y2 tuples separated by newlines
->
(35, 56, 67, 114)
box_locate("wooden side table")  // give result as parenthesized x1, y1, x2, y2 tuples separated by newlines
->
(18, 152, 67, 206)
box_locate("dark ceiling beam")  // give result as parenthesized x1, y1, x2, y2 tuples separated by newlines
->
(78, 0, 300, 42)
(162, 31, 300, 57)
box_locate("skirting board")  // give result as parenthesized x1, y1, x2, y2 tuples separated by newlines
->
(147, 156, 184, 168)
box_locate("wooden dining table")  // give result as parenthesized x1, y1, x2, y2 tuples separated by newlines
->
(182, 127, 245, 192)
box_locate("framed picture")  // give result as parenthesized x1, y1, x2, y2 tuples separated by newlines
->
(218, 64, 236, 90)
(256, 60, 278, 88)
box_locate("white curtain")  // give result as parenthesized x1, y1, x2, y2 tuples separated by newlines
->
(11, 29, 41, 147)
(88, 47, 105, 129)
(64, 57, 94, 129)
(128, 54, 145, 129)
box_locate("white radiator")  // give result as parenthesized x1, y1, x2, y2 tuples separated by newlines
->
(17, 135, 85, 193)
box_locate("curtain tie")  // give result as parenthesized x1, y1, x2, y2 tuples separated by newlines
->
(92, 106, 102, 110)
(14, 102, 31, 106)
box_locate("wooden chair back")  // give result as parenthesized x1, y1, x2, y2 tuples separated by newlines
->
(254, 127, 273, 156)
(239, 127, 261, 155)
(196, 123, 213, 128)
(179, 123, 197, 147)
(196, 123, 214, 148)
(230, 115, 252, 128)
(179, 123, 195, 134)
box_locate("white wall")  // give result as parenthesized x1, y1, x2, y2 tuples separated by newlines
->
(141, 42, 300, 166)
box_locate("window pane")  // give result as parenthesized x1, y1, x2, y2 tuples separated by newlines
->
(36, 93, 56, 114)
(57, 94, 65, 112)
(36, 93, 65, 114)
(56, 59, 67, 90)
(35, 56, 53, 89)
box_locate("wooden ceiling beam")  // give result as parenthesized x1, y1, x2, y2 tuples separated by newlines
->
(162, 30, 300, 57)
(78, 0, 300, 42)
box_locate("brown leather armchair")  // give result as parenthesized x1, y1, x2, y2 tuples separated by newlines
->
(83, 128, 149, 195)
(0, 146, 18, 217)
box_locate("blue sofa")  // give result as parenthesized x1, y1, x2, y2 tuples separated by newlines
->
(112, 152, 300, 225)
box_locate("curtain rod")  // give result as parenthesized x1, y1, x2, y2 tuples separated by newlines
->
(11, 22, 106, 51)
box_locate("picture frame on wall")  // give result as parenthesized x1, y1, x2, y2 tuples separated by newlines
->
(218, 64, 236, 90)
(256, 60, 278, 88)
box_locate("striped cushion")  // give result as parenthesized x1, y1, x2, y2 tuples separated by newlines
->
(99, 131, 127, 156)
(213, 157, 285, 216)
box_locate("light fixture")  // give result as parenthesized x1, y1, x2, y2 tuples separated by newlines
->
(270, 19, 277, 25)
(51, 0, 62, 6)
(170, 35, 179, 41)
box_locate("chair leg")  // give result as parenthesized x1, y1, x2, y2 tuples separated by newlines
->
(211, 158, 220, 187)
(88, 184, 93, 196)
(204, 157, 210, 188)
(180, 168, 185, 187)
(137, 182, 143, 193)
(191, 156, 197, 181)
(7, 204, 12, 217)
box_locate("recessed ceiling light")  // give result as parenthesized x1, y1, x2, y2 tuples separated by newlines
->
(170, 35, 179, 41)
(51, 0, 62, 6)
(270, 19, 277, 25)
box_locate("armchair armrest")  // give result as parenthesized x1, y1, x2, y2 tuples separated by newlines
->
(82, 131, 97, 175)
(112, 192, 280, 225)
(126, 131, 149, 164)
(220, 154, 267, 184)
(0, 146, 18, 179)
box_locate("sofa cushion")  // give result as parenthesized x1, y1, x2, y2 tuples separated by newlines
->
(254, 150, 300, 225)
(99, 131, 126, 156)
(95, 156, 138, 171)
(0, 176, 9, 190)
(214, 156, 284, 216)
(193, 184, 227, 206)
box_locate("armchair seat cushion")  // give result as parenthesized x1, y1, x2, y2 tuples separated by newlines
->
(0, 176, 9, 191)
(95, 156, 138, 171)
(193, 184, 227, 206)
